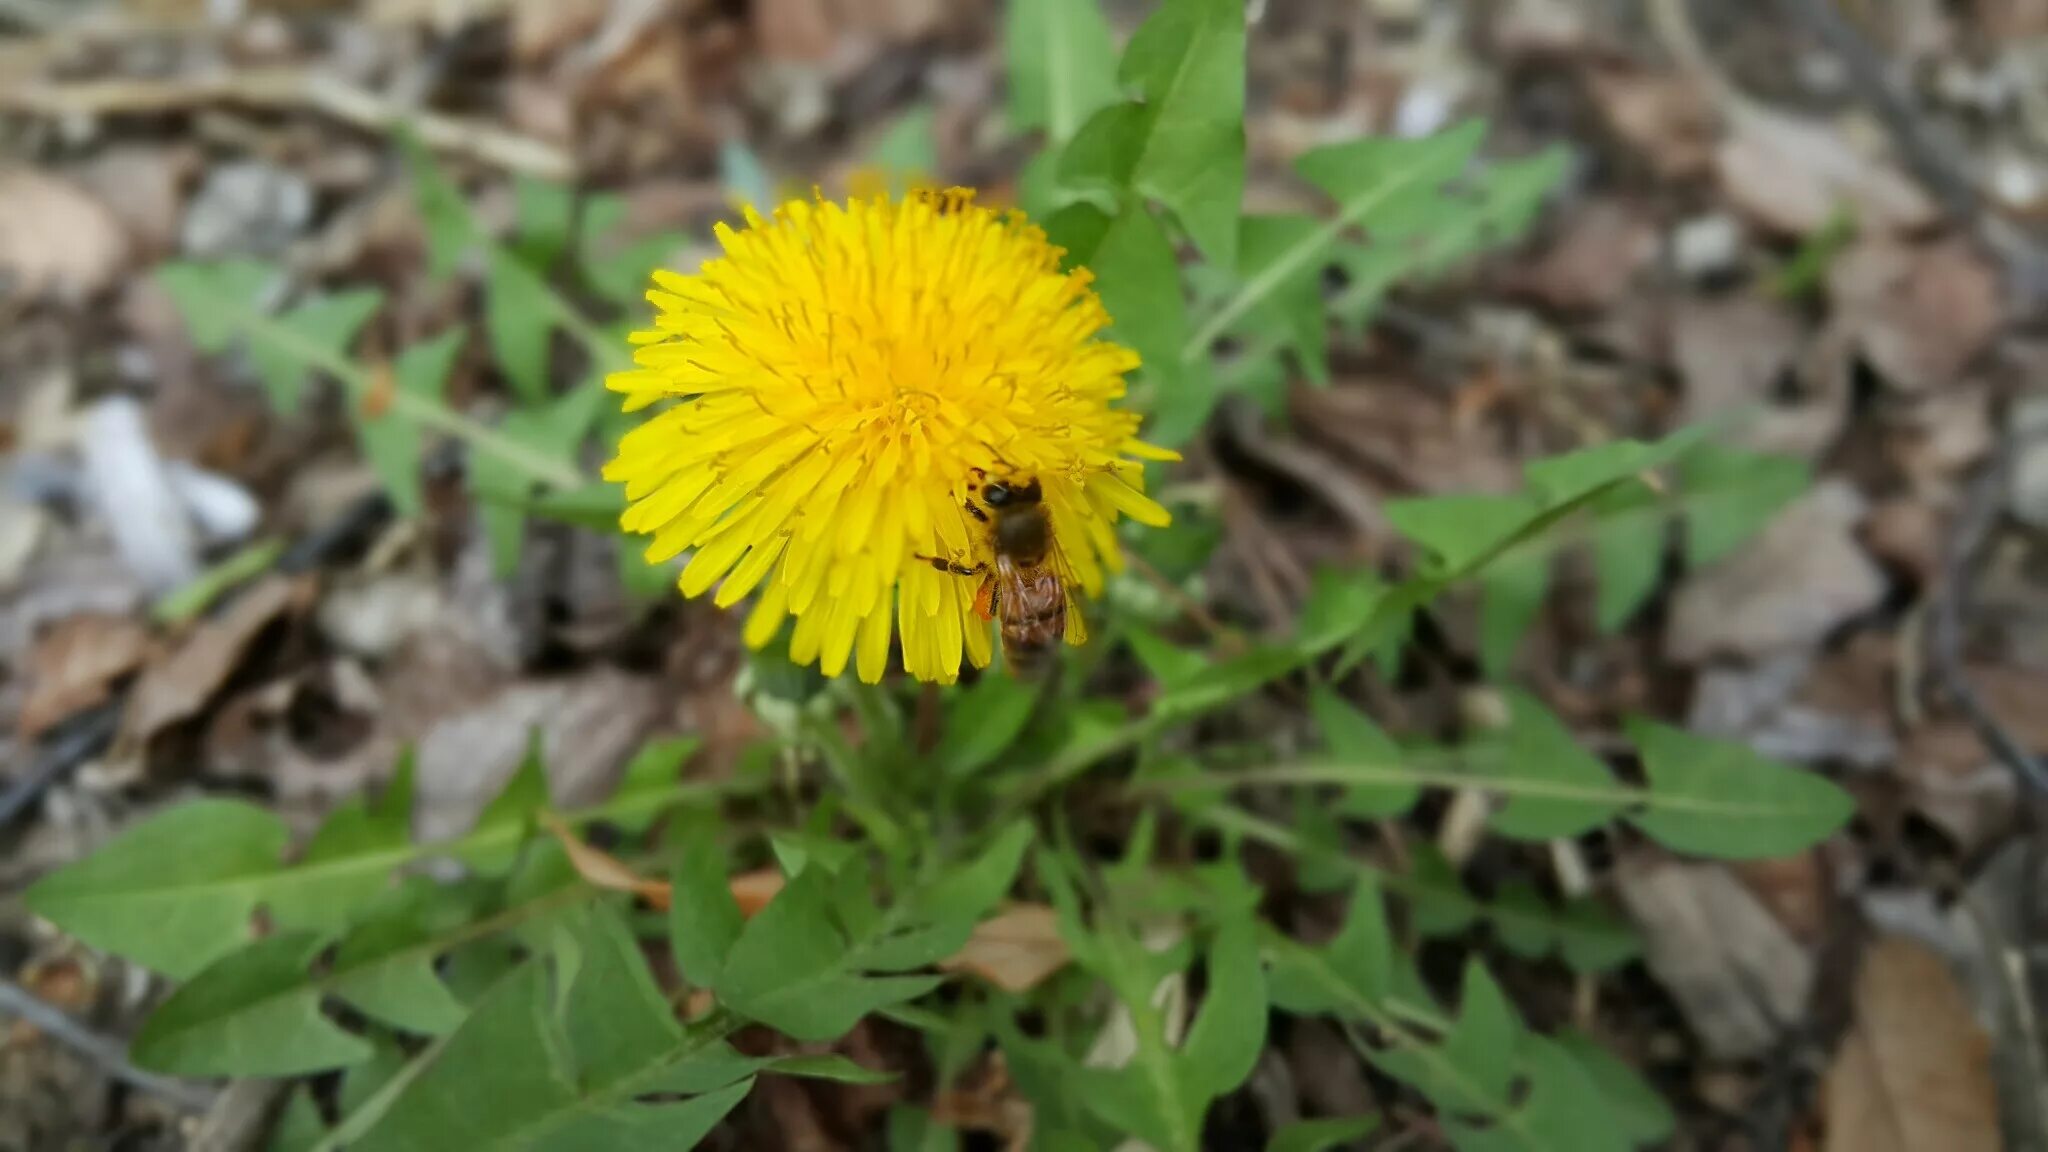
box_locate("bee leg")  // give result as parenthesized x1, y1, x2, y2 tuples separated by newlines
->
(916, 555, 985, 577)
(963, 499, 989, 524)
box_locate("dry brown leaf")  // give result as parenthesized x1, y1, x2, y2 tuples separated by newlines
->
(1616, 855, 1813, 1060)
(937, 904, 1072, 993)
(1824, 237, 2002, 396)
(0, 168, 131, 303)
(122, 575, 313, 744)
(540, 811, 674, 908)
(17, 614, 153, 740)
(1717, 110, 1938, 237)
(1666, 481, 1886, 663)
(1513, 199, 1658, 313)
(1824, 936, 2001, 1152)
(1585, 66, 1717, 180)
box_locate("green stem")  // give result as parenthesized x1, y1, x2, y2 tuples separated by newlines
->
(253, 299, 590, 490)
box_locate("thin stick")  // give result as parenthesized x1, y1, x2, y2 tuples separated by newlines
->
(0, 978, 217, 1112)
(0, 70, 572, 179)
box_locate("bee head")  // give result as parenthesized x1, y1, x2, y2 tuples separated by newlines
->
(982, 478, 1041, 509)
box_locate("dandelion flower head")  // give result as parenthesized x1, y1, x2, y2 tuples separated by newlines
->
(603, 188, 1177, 684)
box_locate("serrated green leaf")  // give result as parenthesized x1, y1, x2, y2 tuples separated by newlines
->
(354, 962, 754, 1152)
(1623, 718, 1854, 858)
(357, 329, 464, 516)
(761, 1053, 897, 1084)
(1236, 214, 1328, 382)
(156, 260, 276, 352)
(1083, 203, 1189, 386)
(1487, 883, 1639, 974)
(472, 386, 606, 575)
(134, 933, 374, 1077)
(1445, 1035, 1631, 1152)
(1385, 493, 1542, 576)
(1111, 0, 1245, 265)
(1481, 691, 1620, 841)
(609, 736, 701, 835)
(1373, 961, 1518, 1112)
(1309, 687, 1416, 818)
(340, 1032, 414, 1117)
(1266, 1116, 1380, 1152)
(1555, 1031, 1674, 1146)
(250, 290, 385, 413)
(1400, 844, 1482, 937)
(403, 133, 475, 282)
(919, 822, 1034, 926)
(663, 835, 749, 993)
(714, 865, 943, 1041)
(1007, 0, 1119, 142)
(486, 251, 557, 401)
(328, 883, 483, 1036)
(1269, 879, 1391, 1014)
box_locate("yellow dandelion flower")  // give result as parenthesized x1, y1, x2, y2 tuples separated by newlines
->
(603, 187, 1178, 685)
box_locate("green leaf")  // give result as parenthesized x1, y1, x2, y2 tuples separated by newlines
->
(133, 933, 374, 1077)
(1236, 214, 1328, 382)
(1006, 0, 1119, 141)
(1589, 495, 1666, 633)
(935, 674, 1039, 778)
(1266, 1117, 1380, 1152)
(1309, 687, 1416, 818)
(1556, 1031, 1675, 1146)
(1445, 1035, 1632, 1152)
(1679, 443, 1810, 566)
(1110, 0, 1246, 265)
(471, 385, 606, 575)
(869, 104, 938, 183)
(1486, 883, 1639, 974)
(1269, 878, 1391, 1014)
(667, 827, 741, 994)
(156, 260, 276, 352)
(1385, 493, 1542, 576)
(356, 329, 464, 517)
(1480, 691, 1621, 841)
(486, 250, 558, 401)
(270, 1089, 327, 1152)
(919, 822, 1034, 925)
(1478, 550, 1547, 680)
(1179, 915, 1267, 1098)
(249, 290, 385, 413)
(713, 865, 943, 1041)
(512, 177, 574, 268)
(1083, 204, 1190, 388)
(24, 800, 288, 978)
(761, 1053, 897, 1085)
(1623, 718, 1854, 858)
(354, 959, 755, 1152)
(403, 130, 476, 282)
(1374, 961, 1519, 1111)
(327, 882, 478, 1036)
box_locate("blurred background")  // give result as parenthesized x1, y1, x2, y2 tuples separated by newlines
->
(4, 0, 2048, 1149)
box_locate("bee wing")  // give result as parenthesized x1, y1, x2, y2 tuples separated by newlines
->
(1043, 526, 1092, 648)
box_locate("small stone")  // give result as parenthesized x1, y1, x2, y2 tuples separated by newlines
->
(1670, 213, 1743, 280)
(181, 161, 313, 258)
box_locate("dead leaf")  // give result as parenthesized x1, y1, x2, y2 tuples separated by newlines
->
(0, 168, 131, 302)
(1823, 236, 2002, 396)
(17, 614, 153, 740)
(1717, 110, 1938, 237)
(1823, 936, 2001, 1152)
(122, 575, 312, 744)
(1667, 481, 1887, 663)
(1586, 66, 1717, 180)
(937, 904, 1072, 993)
(1616, 855, 1813, 1060)
(540, 811, 674, 908)
(1513, 199, 1659, 313)
(1730, 852, 1828, 945)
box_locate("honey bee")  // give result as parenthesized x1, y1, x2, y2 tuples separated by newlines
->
(918, 473, 1086, 675)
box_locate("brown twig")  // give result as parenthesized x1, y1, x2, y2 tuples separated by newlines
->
(1926, 441, 2048, 795)
(0, 70, 572, 179)
(0, 978, 216, 1112)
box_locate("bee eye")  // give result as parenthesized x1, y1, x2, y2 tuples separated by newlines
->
(983, 482, 1012, 506)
